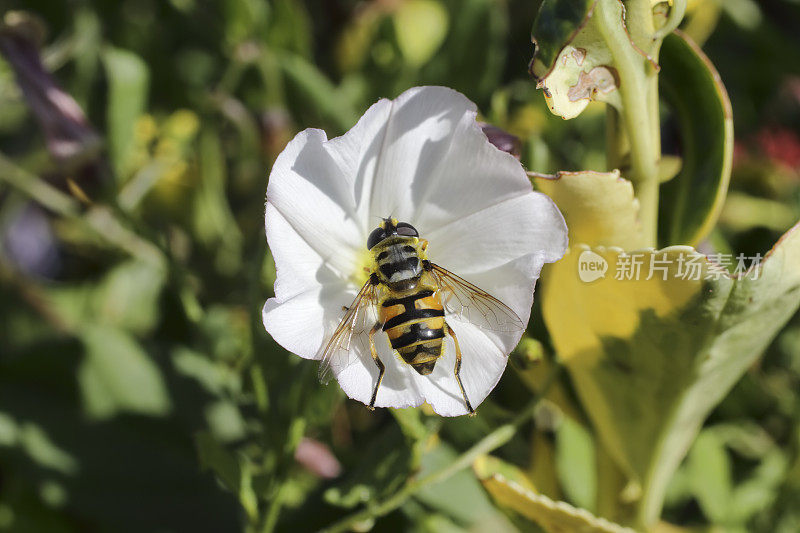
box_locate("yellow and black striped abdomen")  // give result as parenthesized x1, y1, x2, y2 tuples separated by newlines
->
(380, 289, 446, 375)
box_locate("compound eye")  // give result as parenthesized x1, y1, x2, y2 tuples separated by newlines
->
(367, 227, 386, 249)
(395, 222, 419, 237)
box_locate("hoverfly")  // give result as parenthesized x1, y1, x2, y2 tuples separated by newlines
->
(317, 217, 524, 415)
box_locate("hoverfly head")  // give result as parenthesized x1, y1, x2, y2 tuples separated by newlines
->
(367, 218, 419, 249)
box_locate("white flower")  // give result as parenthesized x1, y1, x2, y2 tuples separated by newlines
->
(263, 86, 567, 416)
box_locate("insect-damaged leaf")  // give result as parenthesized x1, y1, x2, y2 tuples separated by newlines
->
(479, 473, 634, 533)
(658, 30, 733, 246)
(530, 0, 645, 119)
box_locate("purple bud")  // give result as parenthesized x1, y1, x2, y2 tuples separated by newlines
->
(478, 122, 521, 159)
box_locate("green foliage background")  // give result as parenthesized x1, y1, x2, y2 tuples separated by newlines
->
(1, 0, 799, 531)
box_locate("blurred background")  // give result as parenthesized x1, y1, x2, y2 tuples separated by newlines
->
(0, 0, 799, 531)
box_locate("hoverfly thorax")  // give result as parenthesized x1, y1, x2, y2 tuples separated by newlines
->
(368, 218, 426, 291)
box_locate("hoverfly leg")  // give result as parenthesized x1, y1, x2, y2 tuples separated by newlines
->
(367, 322, 385, 411)
(446, 323, 475, 416)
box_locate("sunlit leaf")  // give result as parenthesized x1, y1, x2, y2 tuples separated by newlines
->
(536, 170, 800, 527)
(658, 31, 733, 246)
(473, 454, 537, 492)
(540, 231, 800, 527)
(480, 473, 634, 532)
(532, 170, 645, 249)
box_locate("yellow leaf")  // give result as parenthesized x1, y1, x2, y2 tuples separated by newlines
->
(480, 473, 635, 533)
(532, 170, 645, 249)
(473, 455, 537, 493)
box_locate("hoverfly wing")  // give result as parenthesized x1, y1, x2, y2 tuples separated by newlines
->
(317, 279, 378, 385)
(430, 263, 524, 332)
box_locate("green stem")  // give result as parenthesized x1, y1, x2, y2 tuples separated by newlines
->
(653, 0, 687, 41)
(0, 152, 81, 217)
(605, 107, 629, 171)
(261, 483, 284, 533)
(595, 0, 661, 247)
(322, 366, 562, 533)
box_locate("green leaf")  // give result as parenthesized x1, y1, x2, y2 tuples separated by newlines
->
(530, 0, 595, 75)
(171, 347, 241, 397)
(265, 0, 312, 57)
(728, 447, 787, 524)
(556, 417, 597, 512)
(1, 418, 79, 475)
(44, 260, 166, 335)
(195, 431, 258, 521)
(686, 430, 732, 523)
(193, 127, 243, 275)
(102, 47, 149, 180)
(414, 443, 513, 529)
(479, 473, 634, 532)
(195, 430, 240, 491)
(658, 30, 733, 246)
(78, 325, 171, 419)
(93, 260, 166, 334)
(277, 52, 359, 134)
(324, 424, 413, 509)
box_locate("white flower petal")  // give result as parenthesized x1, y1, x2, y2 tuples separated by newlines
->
(263, 278, 359, 361)
(266, 203, 335, 301)
(363, 86, 533, 230)
(426, 191, 568, 276)
(266, 128, 365, 276)
(413, 322, 508, 417)
(263, 291, 327, 361)
(336, 335, 425, 410)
